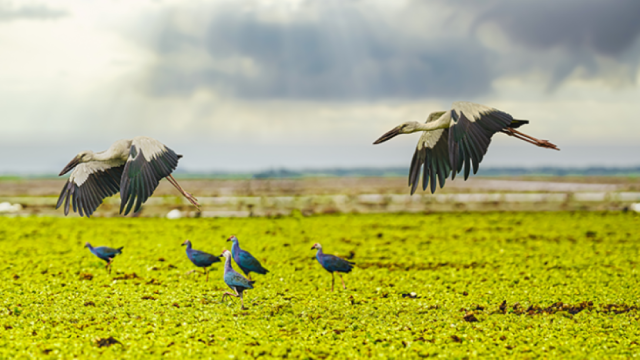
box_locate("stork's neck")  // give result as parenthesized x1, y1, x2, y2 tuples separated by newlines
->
(91, 148, 122, 162)
(90, 151, 108, 161)
(185, 242, 192, 250)
(410, 111, 451, 133)
(91, 139, 132, 162)
(413, 122, 441, 132)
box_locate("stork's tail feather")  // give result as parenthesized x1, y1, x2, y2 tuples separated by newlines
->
(116, 246, 124, 254)
(509, 119, 529, 129)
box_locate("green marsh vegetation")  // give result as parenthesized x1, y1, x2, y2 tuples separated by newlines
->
(0, 212, 638, 358)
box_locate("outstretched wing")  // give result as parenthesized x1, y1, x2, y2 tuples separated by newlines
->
(448, 102, 513, 180)
(408, 111, 452, 194)
(409, 128, 452, 195)
(120, 137, 180, 215)
(56, 162, 124, 217)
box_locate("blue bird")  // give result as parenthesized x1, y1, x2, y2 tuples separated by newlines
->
(181, 239, 221, 282)
(311, 243, 355, 291)
(220, 250, 255, 309)
(227, 235, 269, 281)
(85, 242, 123, 274)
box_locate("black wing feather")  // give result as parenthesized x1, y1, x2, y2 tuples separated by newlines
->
(421, 151, 429, 191)
(56, 184, 68, 210)
(429, 156, 437, 194)
(408, 128, 451, 194)
(435, 142, 450, 188)
(119, 143, 179, 216)
(448, 109, 512, 180)
(56, 165, 124, 218)
(70, 185, 77, 215)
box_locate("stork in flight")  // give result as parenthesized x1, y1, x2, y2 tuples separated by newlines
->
(373, 102, 559, 194)
(56, 136, 200, 217)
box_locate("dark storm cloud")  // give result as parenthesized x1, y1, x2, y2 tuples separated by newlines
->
(467, 0, 640, 87)
(144, 4, 494, 100)
(0, 2, 67, 21)
(477, 0, 640, 57)
(141, 1, 640, 101)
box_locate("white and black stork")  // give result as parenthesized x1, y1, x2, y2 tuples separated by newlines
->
(56, 136, 199, 217)
(373, 102, 559, 194)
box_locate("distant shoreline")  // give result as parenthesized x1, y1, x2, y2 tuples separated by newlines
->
(2, 165, 639, 180)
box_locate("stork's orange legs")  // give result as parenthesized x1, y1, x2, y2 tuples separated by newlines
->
(502, 128, 560, 150)
(166, 174, 201, 210)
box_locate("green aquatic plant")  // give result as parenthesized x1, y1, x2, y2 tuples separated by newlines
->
(0, 212, 638, 358)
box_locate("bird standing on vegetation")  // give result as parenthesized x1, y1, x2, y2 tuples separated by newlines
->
(311, 243, 355, 291)
(373, 102, 559, 194)
(227, 235, 269, 281)
(84, 242, 123, 274)
(182, 239, 221, 282)
(56, 136, 200, 217)
(220, 250, 255, 309)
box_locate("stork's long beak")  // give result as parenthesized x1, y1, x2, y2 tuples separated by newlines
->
(181, 239, 188, 246)
(59, 156, 80, 176)
(373, 126, 402, 144)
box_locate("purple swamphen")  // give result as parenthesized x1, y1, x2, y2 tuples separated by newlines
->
(311, 243, 355, 291)
(227, 235, 269, 281)
(85, 242, 123, 274)
(182, 239, 221, 282)
(220, 249, 255, 309)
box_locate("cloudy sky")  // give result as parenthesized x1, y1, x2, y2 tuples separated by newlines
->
(1, 0, 639, 174)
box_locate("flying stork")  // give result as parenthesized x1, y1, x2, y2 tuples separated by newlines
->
(56, 136, 200, 217)
(373, 102, 559, 194)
